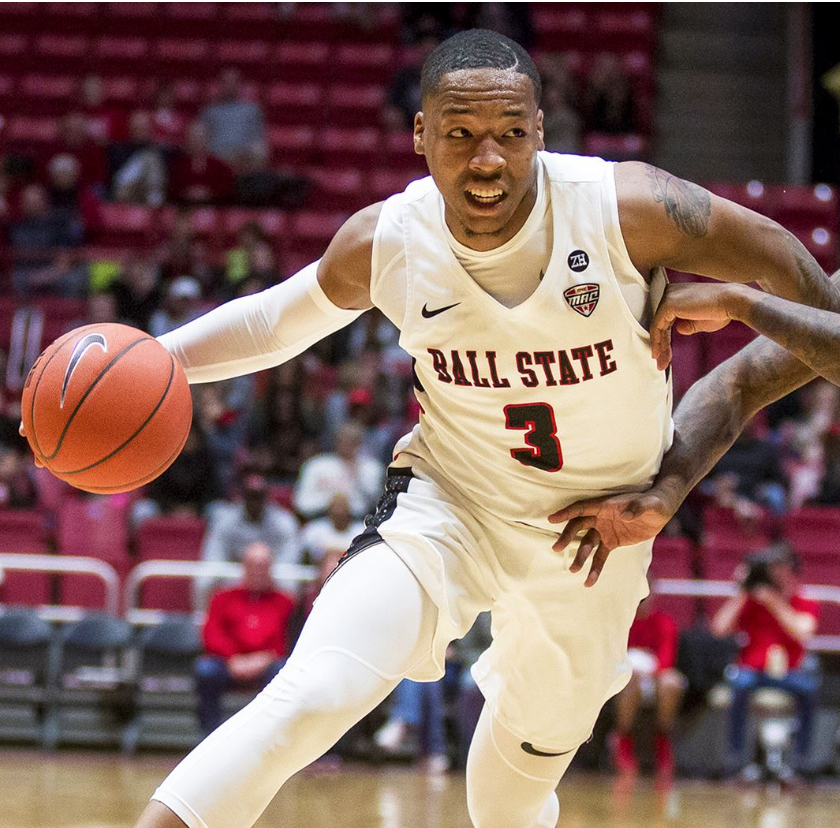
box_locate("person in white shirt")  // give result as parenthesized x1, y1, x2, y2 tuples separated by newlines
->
(300, 494, 365, 565)
(293, 421, 384, 520)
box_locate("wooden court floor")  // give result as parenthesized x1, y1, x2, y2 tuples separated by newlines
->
(3, 748, 840, 828)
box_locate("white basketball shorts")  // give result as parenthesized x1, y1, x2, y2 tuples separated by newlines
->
(339, 463, 653, 751)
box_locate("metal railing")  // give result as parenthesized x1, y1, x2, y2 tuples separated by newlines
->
(0, 553, 120, 620)
(123, 559, 318, 625)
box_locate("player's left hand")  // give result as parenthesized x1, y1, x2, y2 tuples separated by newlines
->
(548, 491, 675, 587)
(650, 283, 745, 371)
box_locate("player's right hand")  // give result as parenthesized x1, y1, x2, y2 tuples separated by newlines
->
(548, 491, 675, 587)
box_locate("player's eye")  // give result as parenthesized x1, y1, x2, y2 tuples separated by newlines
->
(448, 128, 472, 138)
(504, 128, 527, 138)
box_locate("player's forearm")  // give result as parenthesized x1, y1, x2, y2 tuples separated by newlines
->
(157, 263, 364, 383)
(728, 284, 840, 385)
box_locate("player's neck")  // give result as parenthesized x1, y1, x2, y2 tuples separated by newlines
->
(445, 182, 539, 253)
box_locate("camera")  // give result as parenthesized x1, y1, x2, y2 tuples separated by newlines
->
(741, 553, 777, 591)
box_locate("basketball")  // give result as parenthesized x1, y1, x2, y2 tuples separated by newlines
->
(20, 323, 192, 495)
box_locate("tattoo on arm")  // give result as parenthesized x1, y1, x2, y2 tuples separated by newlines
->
(645, 165, 711, 238)
(742, 290, 840, 385)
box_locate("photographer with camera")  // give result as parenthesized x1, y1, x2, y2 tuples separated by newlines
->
(711, 544, 820, 776)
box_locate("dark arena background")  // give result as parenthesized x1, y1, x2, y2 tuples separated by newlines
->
(1, 3, 840, 827)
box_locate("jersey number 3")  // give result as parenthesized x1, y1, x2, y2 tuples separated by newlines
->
(504, 403, 563, 473)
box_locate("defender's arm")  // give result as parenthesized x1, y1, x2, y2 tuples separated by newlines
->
(650, 279, 840, 385)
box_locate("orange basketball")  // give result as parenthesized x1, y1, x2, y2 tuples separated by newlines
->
(20, 323, 193, 494)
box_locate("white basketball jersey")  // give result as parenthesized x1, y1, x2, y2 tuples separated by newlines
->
(371, 152, 673, 532)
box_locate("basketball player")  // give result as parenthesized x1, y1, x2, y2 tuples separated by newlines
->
(128, 30, 840, 828)
(552, 270, 840, 581)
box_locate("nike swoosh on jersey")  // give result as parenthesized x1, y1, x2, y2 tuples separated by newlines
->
(421, 302, 461, 318)
(520, 742, 574, 758)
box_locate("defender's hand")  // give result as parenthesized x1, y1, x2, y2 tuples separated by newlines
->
(650, 283, 745, 370)
(548, 491, 675, 587)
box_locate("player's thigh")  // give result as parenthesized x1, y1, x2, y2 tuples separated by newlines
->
(473, 530, 652, 750)
(283, 541, 439, 680)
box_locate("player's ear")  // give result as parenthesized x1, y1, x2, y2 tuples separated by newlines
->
(414, 111, 425, 156)
(536, 109, 545, 151)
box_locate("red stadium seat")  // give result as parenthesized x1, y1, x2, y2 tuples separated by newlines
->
(532, 6, 588, 48)
(0, 510, 51, 607)
(0, 34, 29, 58)
(651, 536, 698, 630)
(702, 504, 774, 551)
(100, 76, 140, 104)
(333, 43, 395, 84)
(319, 127, 380, 167)
(156, 38, 211, 66)
(308, 168, 367, 211)
(171, 78, 205, 108)
(289, 211, 350, 260)
(0, 74, 17, 103)
(369, 168, 423, 201)
(773, 184, 839, 230)
(136, 515, 206, 613)
(216, 40, 272, 68)
(583, 133, 648, 160)
(669, 331, 704, 401)
(708, 180, 770, 215)
(5, 116, 60, 145)
(274, 42, 331, 82)
(593, 8, 657, 50)
(699, 322, 756, 373)
(223, 3, 277, 22)
(268, 125, 317, 166)
(57, 498, 130, 564)
(266, 82, 325, 124)
(326, 84, 385, 126)
(46, 1, 99, 18)
(105, 3, 159, 20)
(380, 130, 427, 172)
(219, 208, 286, 241)
(97, 203, 156, 247)
(796, 226, 837, 273)
(34, 34, 89, 59)
(93, 36, 150, 61)
(19, 74, 77, 102)
(165, 2, 217, 20)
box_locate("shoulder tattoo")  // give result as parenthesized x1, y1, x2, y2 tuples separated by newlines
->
(644, 164, 711, 238)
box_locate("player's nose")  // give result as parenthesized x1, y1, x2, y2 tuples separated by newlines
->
(468, 137, 506, 176)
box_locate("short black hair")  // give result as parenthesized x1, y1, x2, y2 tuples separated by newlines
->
(420, 29, 541, 104)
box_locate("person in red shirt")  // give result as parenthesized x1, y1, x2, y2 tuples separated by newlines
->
(196, 541, 296, 734)
(712, 544, 819, 774)
(612, 590, 686, 782)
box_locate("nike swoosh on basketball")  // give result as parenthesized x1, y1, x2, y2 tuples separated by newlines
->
(520, 742, 574, 758)
(422, 302, 461, 318)
(60, 333, 107, 409)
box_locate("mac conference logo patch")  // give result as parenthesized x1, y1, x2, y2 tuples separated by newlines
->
(563, 284, 600, 317)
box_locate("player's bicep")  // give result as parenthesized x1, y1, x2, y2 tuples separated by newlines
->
(317, 202, 383, 311)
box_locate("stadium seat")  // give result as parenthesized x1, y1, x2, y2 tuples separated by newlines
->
(593, 8, 657, 51)
(121, 616, 202, 754)
(319, 127, 380, 167)
(0, 510, 51, 607)
(326, 84, 385, 126)
(100, 76, 140, 104)
(369, 168, 423, 201)
(532, 6, 588, 49)
(333, 43, 395, 84)
(97, 203, 156, 247)
(57, 498, 130, 563)
(702, 504, 774, 552)
(773, 184, 839, 231)
(34, 34, 89, 59)
(0, 34, 29, 58)
(0, 608, 55, 747)
(266, 82, 325, 124)
(155, 38, 211, 67)
(267, 124, 317, 166)
(165, 2, 217, 21)
(136, 516, 206, 613)
(650, 535, 698, 629)
(43, 612, 134, 749)
(583, 133, 648, 161)
(708, 180, 770, 214)
(274, 42, 331, 82)
(93, 36, 150, 61)
(216, 39, 272, 69)
(19, 74, 77, 102)
(699, 322, 756, 374)
(308, 168, 367, 211)
(5, 116, 60, 145)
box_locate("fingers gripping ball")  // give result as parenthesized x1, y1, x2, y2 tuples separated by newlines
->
(21, 323, 192, 494)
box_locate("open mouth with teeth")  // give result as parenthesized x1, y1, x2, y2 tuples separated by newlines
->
(465, 187, 507, 208)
